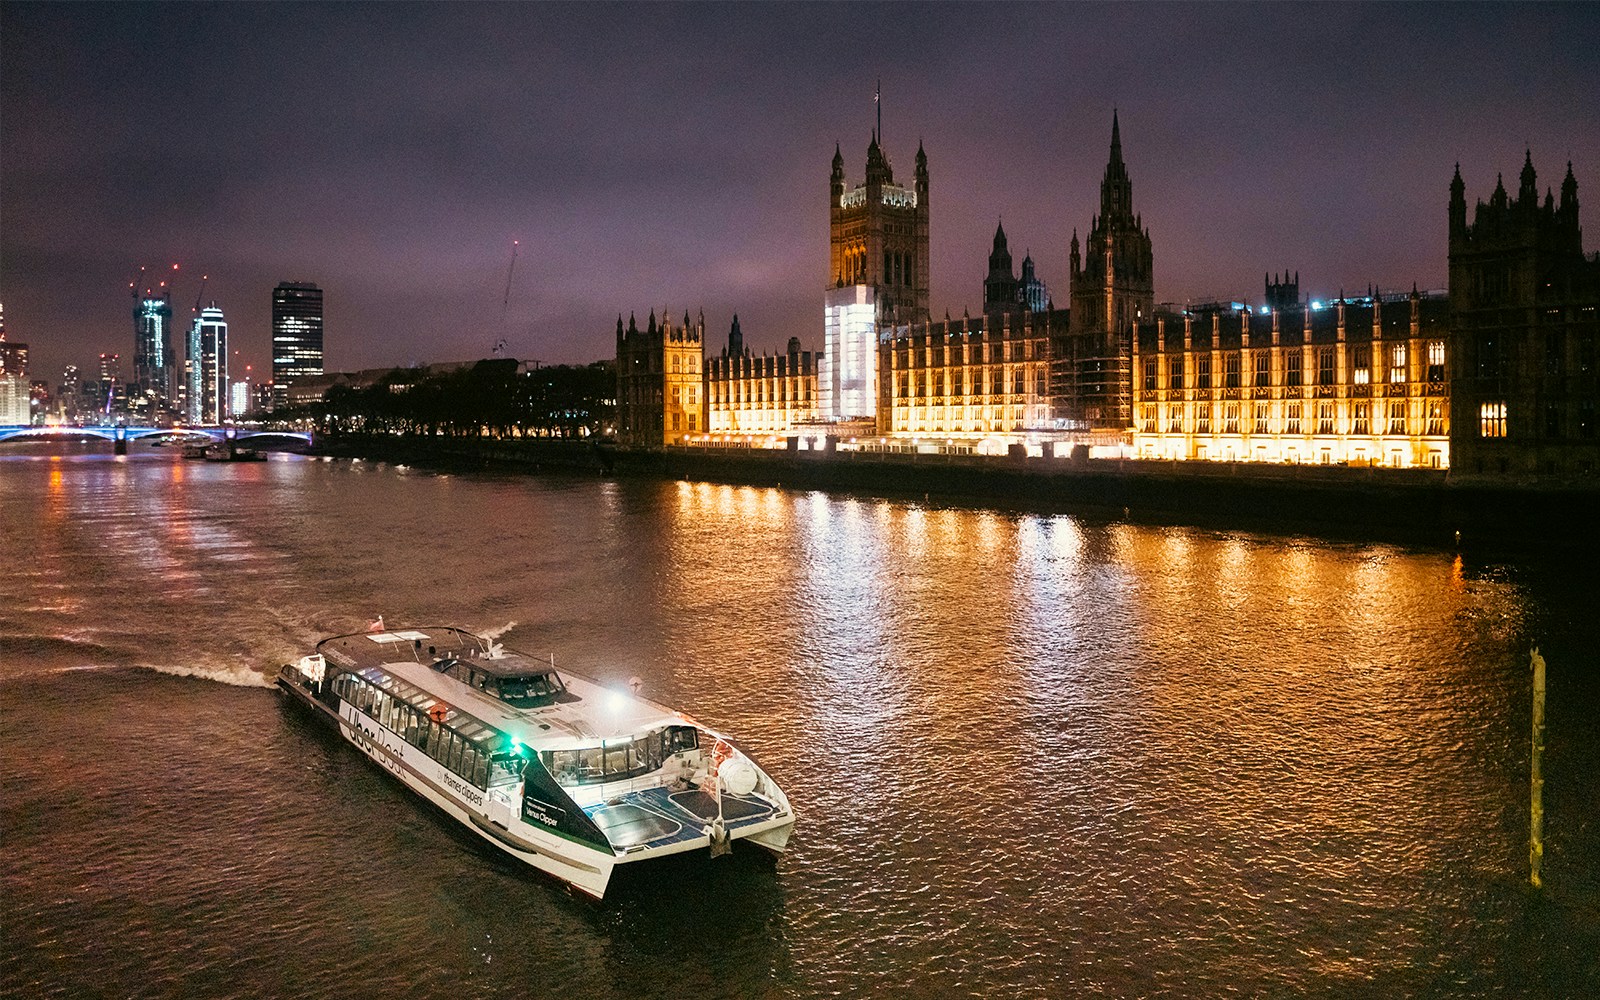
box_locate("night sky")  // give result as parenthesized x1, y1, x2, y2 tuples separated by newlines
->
(4, 2, 1598, 384)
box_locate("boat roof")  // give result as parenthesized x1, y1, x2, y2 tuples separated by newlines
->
(315, 626, 689, 752)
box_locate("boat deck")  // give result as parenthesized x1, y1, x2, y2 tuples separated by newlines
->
(588, 785, 779, 851)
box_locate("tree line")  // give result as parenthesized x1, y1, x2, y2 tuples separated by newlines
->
(309, 360, 615, 439)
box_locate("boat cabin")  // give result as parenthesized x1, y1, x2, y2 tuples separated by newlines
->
(432, 656, 579, 709)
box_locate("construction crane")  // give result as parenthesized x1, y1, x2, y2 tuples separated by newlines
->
(502, 240, 519, 322)
(492, 240, 519, 358)
(192, 273, 209, 316)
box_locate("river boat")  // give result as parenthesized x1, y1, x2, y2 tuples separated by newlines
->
(276, 626, 795, 899)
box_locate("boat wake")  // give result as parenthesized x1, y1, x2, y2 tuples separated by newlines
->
(478, 621, 518, 641)
(140, 662, 276, 688)
(12, 661, 275, 688)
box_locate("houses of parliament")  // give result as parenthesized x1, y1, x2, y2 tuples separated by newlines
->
(617, 113, 1600, 480)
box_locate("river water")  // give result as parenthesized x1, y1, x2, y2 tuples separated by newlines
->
(2, 444, 1597, 998)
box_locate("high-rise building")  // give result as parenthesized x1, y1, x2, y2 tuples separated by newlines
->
(185, 303, 229, 424)
(133, 294, 175, 411)
(272, 282, 324, 409)
(2, 302, 33, 424)
(821, 134, 929, 423)
(1448, 154, 1600, 477)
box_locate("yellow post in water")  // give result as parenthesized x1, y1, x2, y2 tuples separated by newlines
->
(1530, 646, 1546, 889)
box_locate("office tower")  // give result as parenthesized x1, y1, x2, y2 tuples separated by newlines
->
(271, 282, 323, 409)
(0, 302, 29, 379)
(1, 303, 31, 424)
(186, 304, 229, 423)
(133, 294, 175, 410)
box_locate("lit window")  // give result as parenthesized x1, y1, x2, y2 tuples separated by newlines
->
(1388, 401, 1406, 435)
(1480, 401, 1507, 438)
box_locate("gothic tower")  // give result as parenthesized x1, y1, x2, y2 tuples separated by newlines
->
(1448, 154, 1599, 477)
(1066, 112, 1155, 429)
(828, 134, 930, 324)
(1069, 111, 1154, 335)
(824, 131, 930, 423)
(983, 221, 1019, 312)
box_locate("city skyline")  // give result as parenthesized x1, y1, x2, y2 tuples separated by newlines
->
(3, 2, 1598, 384)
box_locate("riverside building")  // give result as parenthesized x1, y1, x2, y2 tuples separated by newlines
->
(1130, 282, 1451, 468)
(271, 282, 324, 410)
(821, 133, 929, 422)
(185, 303, 229, 424)
(1448, 154, 1600, 477)
(704, 317, 819, 440)
(132, 294, 175, 415)
(616, 310, 705, 447)
(608, 112, 1594, 483)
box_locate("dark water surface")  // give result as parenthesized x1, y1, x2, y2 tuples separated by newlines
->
(3, 448, 1598, 998)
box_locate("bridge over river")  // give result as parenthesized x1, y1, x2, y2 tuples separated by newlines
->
(0, 425, 313, 449)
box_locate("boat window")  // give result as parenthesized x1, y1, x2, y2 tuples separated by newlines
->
(542, 727, 685, 787)
(494, 671, 571, 708)
(666, 726, 698, 754)
(327, 665, 505, 788)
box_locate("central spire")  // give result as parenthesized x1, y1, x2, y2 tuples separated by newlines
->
(1110, 108, 1123, 165)
(876, 78, 881, 144)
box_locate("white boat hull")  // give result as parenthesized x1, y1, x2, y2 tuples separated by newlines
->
(280, 663, 793, 899)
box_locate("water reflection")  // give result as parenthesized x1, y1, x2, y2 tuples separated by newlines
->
(2, 455, 1596, 997)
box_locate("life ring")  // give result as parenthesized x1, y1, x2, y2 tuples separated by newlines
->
(429, 703, 449, 724)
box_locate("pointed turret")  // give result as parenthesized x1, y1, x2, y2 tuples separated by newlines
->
(1098, 111, 1134, 222)
(1560, 160, 1579, 218)
(984, 219, 1018, 312)
(1018, 252, 1049, 312)
(1450, 163, 1467, 240)
(727, 314, 744, 357)
(1519, 149, 1539, 206)
(1073, 111, 1154, 339)
(865, 129, 891, 184)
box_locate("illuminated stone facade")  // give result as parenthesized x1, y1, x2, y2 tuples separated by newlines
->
(1448, 155, 1600, 477)
(878, 308, 1062, 442)
(615, 310, 705, 447)
(822, 135, 929, 421)
(706, 318, 819, 435)
(1131, 290, 1451, 468)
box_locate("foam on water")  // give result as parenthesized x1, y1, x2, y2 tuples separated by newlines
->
(139, 661, 278, 688)
(478, 620, 518, 641)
